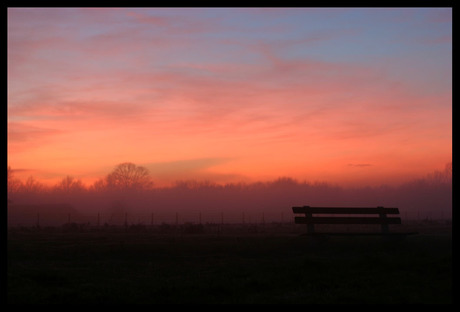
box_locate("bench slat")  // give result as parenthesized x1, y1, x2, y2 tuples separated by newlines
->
(294, 216, 402, 225)
(292, 206, 399, 214)
(291, 205, 415, 236)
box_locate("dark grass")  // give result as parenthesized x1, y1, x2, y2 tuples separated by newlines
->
(7, 225, 452, 304)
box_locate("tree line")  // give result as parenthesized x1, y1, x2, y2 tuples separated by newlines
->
(8, 162, 153, 194)
(7, 162, 452, 221)
(8, 161, 452, 194)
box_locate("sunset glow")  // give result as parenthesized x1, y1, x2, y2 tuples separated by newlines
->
(8, 8, 452, 187)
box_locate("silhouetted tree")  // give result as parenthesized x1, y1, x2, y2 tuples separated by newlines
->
(54, 176, 85, 193)
(89, 178, 107, 192)
(20, 176, 45, 193)
(106, 162, 152, 190)
(425, 162, 452, 185)
(7, 166, 22, 194)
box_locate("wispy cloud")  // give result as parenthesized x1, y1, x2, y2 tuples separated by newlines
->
(7, 8, 452, 186)
(348, 163, 373, 168)
(8, 122, 63, 146)
(143, 157, 241, 185)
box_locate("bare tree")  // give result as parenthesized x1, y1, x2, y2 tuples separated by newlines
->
(426, 162, 452, 185)
(20, 176, 45, 193)
(89, 178, 107, 192)
(106, 162, 152, 190)
(54, 176, 85, 193)
(7, 166, 22, 194)
(445, 162, 452, 179)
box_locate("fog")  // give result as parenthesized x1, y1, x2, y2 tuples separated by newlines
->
(7, 164, 452, 227)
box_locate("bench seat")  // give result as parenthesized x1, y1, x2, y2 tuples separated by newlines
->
(293, 206, 417, 236)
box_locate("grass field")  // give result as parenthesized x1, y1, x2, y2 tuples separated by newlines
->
(7, 223, 452, 304)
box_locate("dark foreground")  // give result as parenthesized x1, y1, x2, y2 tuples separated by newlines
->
(8, 224, 452, 304)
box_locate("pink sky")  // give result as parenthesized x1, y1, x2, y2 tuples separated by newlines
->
(8, 8, 452, 187)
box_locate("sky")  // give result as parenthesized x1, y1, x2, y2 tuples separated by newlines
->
(7, 7, 452, 187)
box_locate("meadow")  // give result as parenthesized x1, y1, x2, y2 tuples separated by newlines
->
(7, 222, 452, 304)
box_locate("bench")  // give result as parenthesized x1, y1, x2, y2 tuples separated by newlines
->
(292, 206, 417, 237)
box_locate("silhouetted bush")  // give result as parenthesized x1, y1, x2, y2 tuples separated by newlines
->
(128, 224, 147, 232)
(181, 223, 204, 234)
(61, 222, 90, 232)
(158, 223, 174, 234)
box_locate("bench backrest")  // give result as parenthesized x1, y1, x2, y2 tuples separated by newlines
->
(292, 206, 401, 234)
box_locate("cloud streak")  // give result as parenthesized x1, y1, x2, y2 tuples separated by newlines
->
(348, 163, 373, 168)
(8, 8, 452, 187)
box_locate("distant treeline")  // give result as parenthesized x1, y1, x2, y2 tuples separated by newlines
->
(7, 163, 452, 224)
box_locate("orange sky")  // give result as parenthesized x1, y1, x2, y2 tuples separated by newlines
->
(8, 8, 452, 187)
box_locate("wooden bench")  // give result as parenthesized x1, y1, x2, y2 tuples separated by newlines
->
(292, 206, 417, 236)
